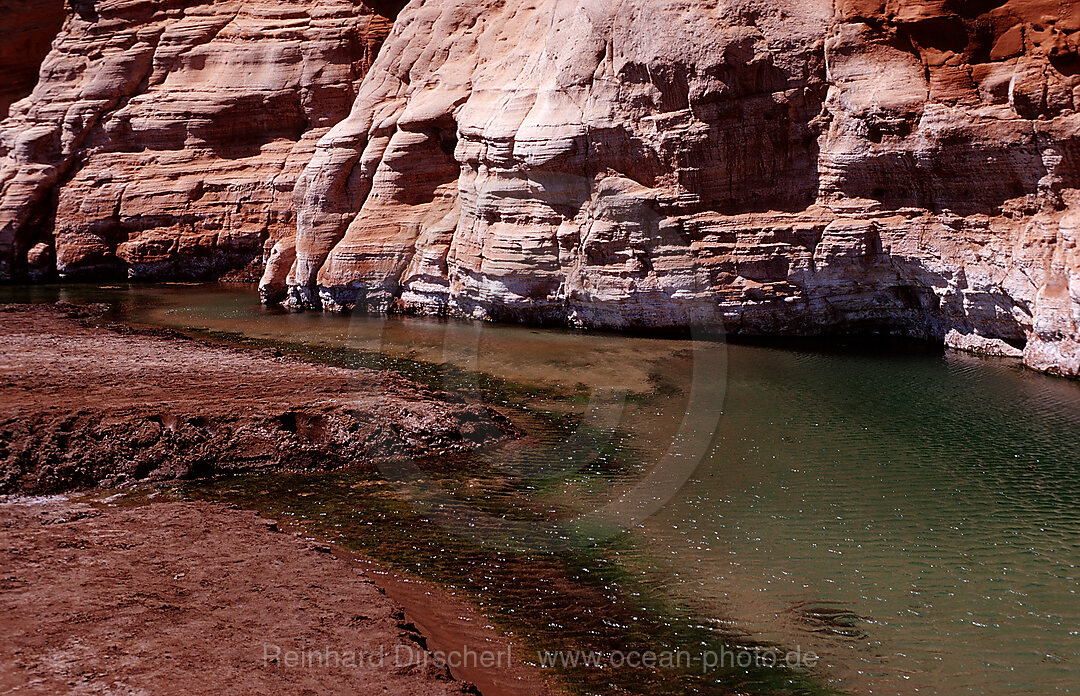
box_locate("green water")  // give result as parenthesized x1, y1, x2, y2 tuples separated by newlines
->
(7, 283, 1080, 695)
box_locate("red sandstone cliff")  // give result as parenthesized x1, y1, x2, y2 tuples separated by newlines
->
(0, 0, 398, 281)
(269, 0, 1080, 376)
(2, 0, 1079, 376)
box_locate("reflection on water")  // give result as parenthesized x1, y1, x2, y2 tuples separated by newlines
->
(636, 347, 1080, 695)
(7, 283, 1080, 695)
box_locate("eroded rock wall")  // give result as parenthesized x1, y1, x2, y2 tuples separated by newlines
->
(0, 0, 398, 281)
(266, 0, 1080, 375)
(0, 0, 65, 119)
(2, 0, 1079, 376)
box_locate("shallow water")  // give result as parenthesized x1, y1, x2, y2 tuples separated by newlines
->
(7, 283, 1080, 695)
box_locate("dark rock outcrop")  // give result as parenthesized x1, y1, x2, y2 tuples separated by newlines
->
(0, 0, 64, 119)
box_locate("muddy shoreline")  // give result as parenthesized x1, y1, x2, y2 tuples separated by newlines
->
(0, 495, 556, 696)
(0, 303, 515, 495)
(0, 303, 555, 696)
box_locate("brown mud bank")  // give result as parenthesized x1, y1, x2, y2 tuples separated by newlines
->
(0, 303, 556, 696)
(0, 303, 514, 495)
(0, 496, 555, 696)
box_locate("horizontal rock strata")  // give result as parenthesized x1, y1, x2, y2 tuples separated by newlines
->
(0, 0, 399, 282)
(264, 0, 1080, 376)
(2, 0, 1080, 376)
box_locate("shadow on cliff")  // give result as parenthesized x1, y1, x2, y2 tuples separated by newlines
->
(837, 131, 1080, 217)
(611, 42, 824, 215)
(832, 3, 1080, 217)
(0, 0, 66, 119)
(69, 0, 98, 22)
(365, 0, 409, 19)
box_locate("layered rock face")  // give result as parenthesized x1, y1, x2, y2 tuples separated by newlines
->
(0, 0, 65, 120)
(3, 0, 1079, 376)
(268, 0, 1080, 376)
(0, 0, 397, 281)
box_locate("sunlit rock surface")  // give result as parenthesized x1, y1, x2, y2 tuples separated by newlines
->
(0, 0, 398, 281)
(266, 0, 1080, 376)
(2, 0, 1079, 376)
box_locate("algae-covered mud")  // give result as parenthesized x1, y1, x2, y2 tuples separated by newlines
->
(4, 283, 1079, 696)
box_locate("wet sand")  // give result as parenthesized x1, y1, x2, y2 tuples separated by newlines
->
(0, 304, 555, 696)
(0, 304, 513, 494)
(0, 496, 554, 695)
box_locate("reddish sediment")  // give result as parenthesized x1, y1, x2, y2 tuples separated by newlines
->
(0, 496, 556, 696)
(0, 304, 513, 495)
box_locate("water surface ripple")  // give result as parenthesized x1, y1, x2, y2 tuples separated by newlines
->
(7, 283, 1077, 696)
